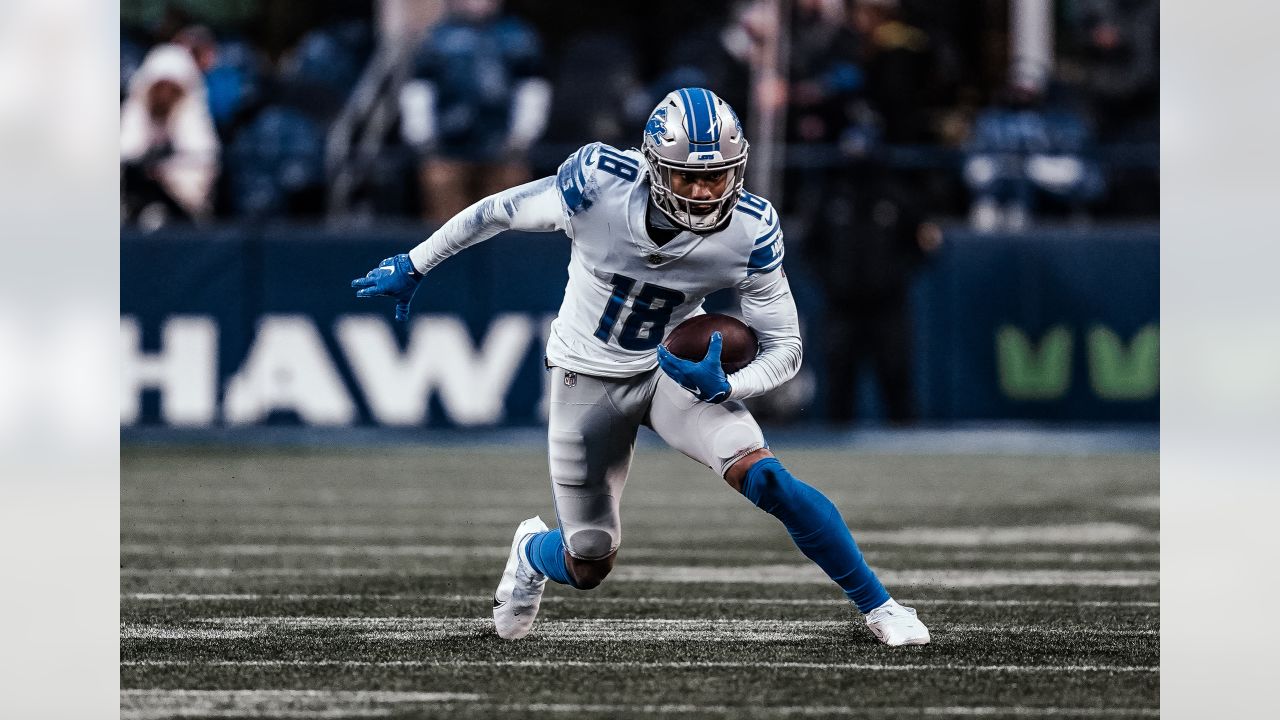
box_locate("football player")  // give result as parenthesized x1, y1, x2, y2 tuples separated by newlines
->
(352, 87, 930, 646)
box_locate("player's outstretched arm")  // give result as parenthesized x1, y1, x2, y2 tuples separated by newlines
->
(350, 176, 565, 321)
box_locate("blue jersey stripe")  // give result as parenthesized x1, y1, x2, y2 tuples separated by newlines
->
(557, 145, 595, 214)
(748, 255, 785, 275)
(753, 222, 781, 247)
(748, 243, 779, 267)
(748, 235, 784, 270)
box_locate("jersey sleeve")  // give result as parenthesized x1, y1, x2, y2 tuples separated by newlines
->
(744, 197, 785, 276)
(728, 197, 801, 399)
(728, 266, 803, 399)
(407, 175, 565, 274)
(554, 142, 642, 239)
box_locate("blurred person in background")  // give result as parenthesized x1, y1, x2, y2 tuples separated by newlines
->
(787, 0, 863, 146)
(657, 0, 765, 125)
(399, 0, 550, 223)
(1065, 0, 1158, 143)
(846, 0, 935, 144)
(173, 24, 262, 141)
(963, 79, 1104, 231)
(120, 41, 220, 228)
(807, 152, 940, 425)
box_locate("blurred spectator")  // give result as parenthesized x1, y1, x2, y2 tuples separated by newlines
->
(847, 0, 935, 143)
(173, 25, 265, 138)
(399, 0, 550, 223)
(805, 158, 941, 424)
(121, 43, 220, 228)
(1065, 0, 1158, 143)
(541, 32, 643, 150)
(963, 82, 1105, 231)
(227, 105, 326, 218)
(787, 0, 862, 145)
(659, 0, 762, 127)
(278, 20, 373, 122)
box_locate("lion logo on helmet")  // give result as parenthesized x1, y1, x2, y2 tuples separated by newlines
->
(645, 106, 672, 145)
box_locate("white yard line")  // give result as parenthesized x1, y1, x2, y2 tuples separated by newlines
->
(1112, 495, 1160, 511)
(121, 616, 1158, 641)
(119, 543, 1159, 564)
(117, 690, 1157, 718)
(612, 566, 1161, 587)
(489, 703, 1159, 717)
(918, 710, 1157, 718)
(120, 689, 480, 720)
(119, 565, 1159, 586)
(121, 521, 1159, 545)
(121, 658, 1158, 673)
(121, 592, 1160, 608)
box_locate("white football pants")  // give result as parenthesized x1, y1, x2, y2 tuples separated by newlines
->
(545, 365, 766, 560)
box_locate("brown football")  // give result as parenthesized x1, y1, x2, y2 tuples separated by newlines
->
(662, 313, 759, 373)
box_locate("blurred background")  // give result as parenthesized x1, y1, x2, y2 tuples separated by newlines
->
(119, 0, 1158, 433)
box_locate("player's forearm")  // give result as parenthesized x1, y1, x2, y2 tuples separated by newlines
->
(729, 272, 803, 399)
(408, 176, 562, 274)
(729, 334, 802, 399)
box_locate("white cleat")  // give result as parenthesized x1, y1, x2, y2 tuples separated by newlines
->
(492, 516, 549, 640)
(865, 598, 931, 646)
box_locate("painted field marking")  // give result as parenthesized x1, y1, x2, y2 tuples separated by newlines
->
(612, 566, 1160, 587)
(119, 543, 1159, 564)
(121, 592, 1160, 609)
(121, 616, 1158, 642)
(120, 689, 480, 720)
(489, 703, 1159, 717)
(121, 521, 1159, 545)
(119, 566, 1159, 586)
(121, 658, 1158, 674)
(1112, 495, 1159, 511)
(118, 691, 1157, 717)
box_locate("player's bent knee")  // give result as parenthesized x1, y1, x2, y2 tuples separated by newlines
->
(565, 551, 616, 590)
(563, 529, 617, 590)
(725, 448, 774, 493)
(566, 528, 613, 559)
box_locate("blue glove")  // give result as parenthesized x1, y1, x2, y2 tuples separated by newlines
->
(656, 331, 732, 404)
(351, 253, 423, 322)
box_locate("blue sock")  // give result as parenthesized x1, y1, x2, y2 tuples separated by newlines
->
(524, 528, 576, 586)
(742, 457, 891, 613)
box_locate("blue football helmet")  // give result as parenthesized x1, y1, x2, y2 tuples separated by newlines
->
(642, 88, 749, 233)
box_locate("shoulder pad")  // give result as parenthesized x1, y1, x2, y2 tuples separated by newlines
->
(556, 142, 641, 216)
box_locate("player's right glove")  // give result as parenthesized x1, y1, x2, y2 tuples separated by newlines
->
(656, 331, 732, 404)
(351, 253, 423, 322)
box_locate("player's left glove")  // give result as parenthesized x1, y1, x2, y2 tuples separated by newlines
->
(656, 331, 732, 404)
(351, 253, 423, 322)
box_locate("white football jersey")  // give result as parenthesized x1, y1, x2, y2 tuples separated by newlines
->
(547, 142, 785, 377)
(407, 141, 800, 398)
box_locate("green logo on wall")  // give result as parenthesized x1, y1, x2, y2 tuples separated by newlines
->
(996, 325, 1073, 400)
(996, 324, 1159, 402)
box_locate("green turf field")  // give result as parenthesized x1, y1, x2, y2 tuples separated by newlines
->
(121, 445, 1159, 719)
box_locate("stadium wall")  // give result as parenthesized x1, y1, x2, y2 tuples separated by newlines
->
(120, 224, 1158, 428)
